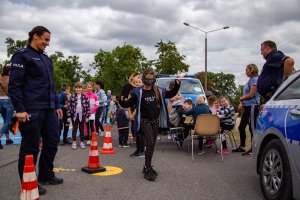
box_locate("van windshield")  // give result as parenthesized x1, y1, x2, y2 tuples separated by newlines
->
(156, 78, 204, 94)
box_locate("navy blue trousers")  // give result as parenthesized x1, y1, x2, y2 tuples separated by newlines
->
(18, 109, 60, 182)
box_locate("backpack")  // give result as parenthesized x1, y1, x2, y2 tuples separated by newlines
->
(169, 107, 181, 127)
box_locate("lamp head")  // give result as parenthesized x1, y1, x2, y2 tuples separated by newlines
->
(183, 22, 189, 26)
(223, 26, 230, 29)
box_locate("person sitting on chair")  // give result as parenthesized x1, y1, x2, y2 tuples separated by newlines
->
(184, 96, 211, 155)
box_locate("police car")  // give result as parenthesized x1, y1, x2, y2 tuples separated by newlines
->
(156, 74, 206, 103)
(253, 70, 300, 200)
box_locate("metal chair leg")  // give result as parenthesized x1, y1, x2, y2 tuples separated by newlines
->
(192, 135, 194, 162)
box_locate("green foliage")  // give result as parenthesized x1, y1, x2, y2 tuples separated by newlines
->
(91, 44, 151, 94)
(5, 37, 27, 58)
(196, 71, 241, 110)
(154, 40, 189, 74)
(50, 52, 86, 92)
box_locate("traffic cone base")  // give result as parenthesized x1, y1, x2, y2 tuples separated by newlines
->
(81, 166, 106, 174)
(82, 132, 106, 174)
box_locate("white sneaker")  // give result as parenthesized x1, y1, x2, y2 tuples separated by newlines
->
(72, 142, 77, 150)
(86, 140, 91, 145)
(100, 132, 105, 137)
(80, 142, 86, 149)
(122, 145, 130, 148)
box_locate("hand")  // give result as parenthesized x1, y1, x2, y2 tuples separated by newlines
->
(56, 109, 63, 119)
(67, 118, 71, 123)
(85, 118, 89, 123)
(16, 112, 30, 122)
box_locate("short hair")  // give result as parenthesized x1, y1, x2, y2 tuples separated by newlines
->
(94, 80, 104, 89)
(61, 83, 70, 91)
(246, 64, 259, 77)
(28, 26, 50, 44)
(184, 99, 193, 105)
(74, 82, 83, 88)
(261, 40, 277, 50)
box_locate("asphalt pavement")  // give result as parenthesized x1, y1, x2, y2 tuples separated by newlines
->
(0, 126, 264, 200)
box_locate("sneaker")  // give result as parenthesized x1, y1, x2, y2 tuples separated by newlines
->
(198, 151, 205, 155)
(122, 145, 130, 148)
(242, 149, 252, 156)
(204, 140, 214, 148)
(6, 139, 13, 145)
(72, 142, 77, 150)
(130, 151, 141, 158)
(39, 176, 63, 185)
(86, 140, 91, 145)
(138, 152, 145, 158)
(232, 146, 246, 153)
(223, 148, 230, 154)
(143, 166, 158, 177)
(0, 143, 3, 149)
(38, 184, 46, 195)
(143, 166, 156, 181)
(118, 144, 123, 147)
(100, 132, 105, 137)
(80, 142, 86, 149)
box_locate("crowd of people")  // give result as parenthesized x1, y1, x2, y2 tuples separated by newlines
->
(0, 25, 296, 196)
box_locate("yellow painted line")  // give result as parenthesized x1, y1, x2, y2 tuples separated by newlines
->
(53, 167, 76, 172)
(92, 166, 123, 176)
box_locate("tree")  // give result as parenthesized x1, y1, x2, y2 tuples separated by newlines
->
(5, 37, 27, 58)
(154, 40, 189, 74)
(196, 71, 240, 110)
(50, 52, 86, 92)
(92, 44, 151, 94)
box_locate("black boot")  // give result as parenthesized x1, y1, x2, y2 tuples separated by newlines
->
(6, 139, 13, 145)
(38, 184, 46, 195)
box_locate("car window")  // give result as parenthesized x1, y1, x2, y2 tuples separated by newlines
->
(156, 78, 204, 94)
(275, 75, 300, 100)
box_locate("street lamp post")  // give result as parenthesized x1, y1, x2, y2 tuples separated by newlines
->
(183, 22, 229, 91)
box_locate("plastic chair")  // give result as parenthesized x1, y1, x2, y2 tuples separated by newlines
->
(190, 114, 221, 162)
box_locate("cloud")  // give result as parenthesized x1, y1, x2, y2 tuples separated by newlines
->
(1, 0, 299, 86)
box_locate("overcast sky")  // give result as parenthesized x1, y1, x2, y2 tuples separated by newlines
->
(1, 0, 300, 85)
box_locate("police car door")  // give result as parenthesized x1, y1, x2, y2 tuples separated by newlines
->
(276, 74, 300, 181)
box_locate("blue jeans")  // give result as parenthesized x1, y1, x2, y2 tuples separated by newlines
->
(0, 99, 14, 136)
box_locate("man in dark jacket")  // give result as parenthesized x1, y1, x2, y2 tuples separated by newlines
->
(257, 40, 294, 102)
(8, 26, 63, 196)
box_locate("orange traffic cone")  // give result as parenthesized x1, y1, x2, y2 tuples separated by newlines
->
(20, 155, 39, 200)
(100, 125, 115, 154)
(82, 132, 106, 174)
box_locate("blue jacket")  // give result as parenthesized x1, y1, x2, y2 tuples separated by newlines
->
(116, 108, 129, 129)
(257, 50, 288, 97)
(185, 103, 211, 122)
(120, 82, 180, 133)
(8, 45, 58, 112)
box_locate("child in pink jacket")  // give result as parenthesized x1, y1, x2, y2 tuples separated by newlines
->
(84, 82, 99, 144)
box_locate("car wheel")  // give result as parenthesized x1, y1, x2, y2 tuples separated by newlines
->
(259, 139, 293, 200)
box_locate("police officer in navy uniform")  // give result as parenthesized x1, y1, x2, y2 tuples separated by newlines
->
(8, 26, 63, 195)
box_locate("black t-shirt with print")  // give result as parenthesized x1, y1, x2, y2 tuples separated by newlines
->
(141, 89, 160, 120)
